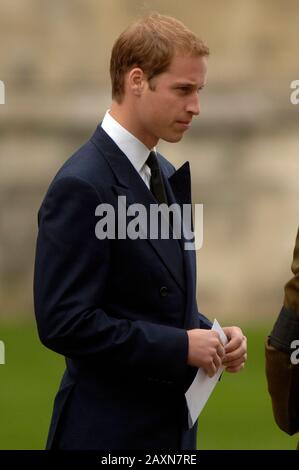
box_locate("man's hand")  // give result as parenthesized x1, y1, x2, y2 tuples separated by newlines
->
(187, 329, 225, 377)
(222, 326, 247, 372)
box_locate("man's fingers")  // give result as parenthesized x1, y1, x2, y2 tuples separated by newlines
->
(205, 356, 220, 377)
(206, 349, 223, 376)
(221, 327, 247, 372)
(223, 354, 247, 368)
(213, 352, 222, 370)
(223, 349, 247, 364)
(207, 363, 217, 377)
(224, 336, 247, 361)
(225, 335, 246, 354)
(217, 344, 225, 359)
(225, 363, 245, 373)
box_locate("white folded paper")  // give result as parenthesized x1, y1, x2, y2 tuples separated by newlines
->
(185, 319, 228, 428)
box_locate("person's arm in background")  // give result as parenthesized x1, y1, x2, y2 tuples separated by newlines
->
(265, 228, 299, 436)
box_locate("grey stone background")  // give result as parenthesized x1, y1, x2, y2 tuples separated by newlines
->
(0, 0, 298, 323)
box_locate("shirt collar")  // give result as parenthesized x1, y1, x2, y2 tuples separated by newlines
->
(101, 110, 155, 173)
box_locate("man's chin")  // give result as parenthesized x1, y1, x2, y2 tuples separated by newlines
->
(162, 132, 184, 143)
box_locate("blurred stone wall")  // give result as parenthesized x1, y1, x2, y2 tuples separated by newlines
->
(0, 0, 298, 322)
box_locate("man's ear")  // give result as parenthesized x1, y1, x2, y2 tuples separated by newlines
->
(128, 67, 145, 96)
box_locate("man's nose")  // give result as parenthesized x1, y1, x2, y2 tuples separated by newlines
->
(186, 94, 200, 116)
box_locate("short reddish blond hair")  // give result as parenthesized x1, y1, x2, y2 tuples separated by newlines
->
(110, 12, 209, 102)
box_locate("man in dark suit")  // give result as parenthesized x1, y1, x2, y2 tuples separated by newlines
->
(34, 13, 247, 450)
(266, 228, 299, 448)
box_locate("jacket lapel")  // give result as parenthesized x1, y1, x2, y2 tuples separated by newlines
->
(164, 159, 198, 328)
(91, 126, 185, 293)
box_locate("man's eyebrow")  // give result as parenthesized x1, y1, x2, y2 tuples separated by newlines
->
(172, 82, 206, 89)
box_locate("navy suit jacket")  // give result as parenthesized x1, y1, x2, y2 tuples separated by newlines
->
(34, 124, 211, 450)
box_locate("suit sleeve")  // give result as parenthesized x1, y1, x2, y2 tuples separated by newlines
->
(284, 228, 299, 315)
(266, 227, 299, 435)
(268, 228, 299, 353)
(265, 341, 299, 435)
(34, 176, 189, 384)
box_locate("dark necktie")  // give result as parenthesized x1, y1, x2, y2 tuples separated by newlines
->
(146, 151, 168, 204)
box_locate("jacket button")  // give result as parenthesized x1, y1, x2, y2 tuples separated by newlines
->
(160, 286, 168, 297)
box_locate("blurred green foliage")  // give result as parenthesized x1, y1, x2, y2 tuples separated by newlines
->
(0, 323, 297, 449)
(0, 322, 64, 449)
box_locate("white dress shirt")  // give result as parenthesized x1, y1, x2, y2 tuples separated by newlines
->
(101, 110, 155, 189)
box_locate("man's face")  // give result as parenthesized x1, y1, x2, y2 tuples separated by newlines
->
(136, 53, 208, 148)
